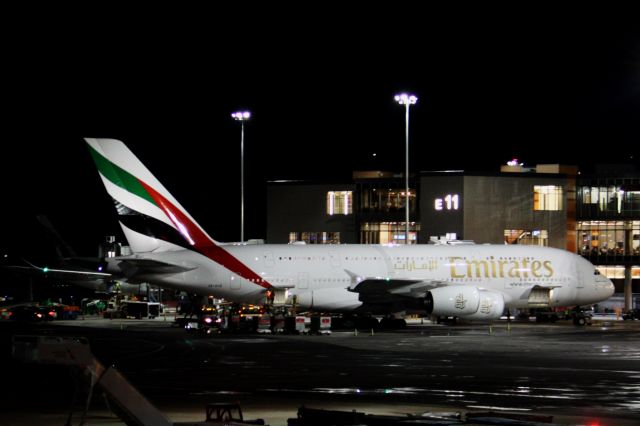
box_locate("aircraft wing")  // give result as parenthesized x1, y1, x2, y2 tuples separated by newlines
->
(349, 278, 445, 296)
(345, 269, 447, 302)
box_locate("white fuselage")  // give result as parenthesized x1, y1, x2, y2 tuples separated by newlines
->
(108, 244, 614, 314)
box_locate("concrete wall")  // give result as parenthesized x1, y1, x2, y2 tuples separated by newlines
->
(266, 183, 357, 244)
(267, 174, 569, 248)
(462, 175, 568, 248)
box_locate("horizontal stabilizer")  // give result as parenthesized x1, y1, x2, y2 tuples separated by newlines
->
(115, 258, 197, 278)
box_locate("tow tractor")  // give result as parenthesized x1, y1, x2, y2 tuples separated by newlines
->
(533, 306, 592, 325)
(182, 306, 222, 335)
(570, 306, 593, 325)
(622, 308, 640, 320)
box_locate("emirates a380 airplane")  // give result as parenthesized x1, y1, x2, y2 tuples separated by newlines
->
(86, 138, 614, 320)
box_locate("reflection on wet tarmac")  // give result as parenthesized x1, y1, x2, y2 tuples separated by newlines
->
(6, 316, 640, 424)
(467, 405, 532, 412)
(252, 377, 640, 414)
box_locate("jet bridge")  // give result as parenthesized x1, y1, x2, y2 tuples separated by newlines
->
(11, 335, 267, 425)
(12, 335, 172, 426)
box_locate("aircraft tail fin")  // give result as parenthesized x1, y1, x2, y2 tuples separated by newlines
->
(85, 138, 218, 253)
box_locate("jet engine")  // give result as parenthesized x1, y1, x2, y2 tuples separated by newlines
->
(424, 286, 505, 320)
(295, 288, 362, 312)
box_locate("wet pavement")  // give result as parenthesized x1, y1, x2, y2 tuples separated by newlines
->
(1, 316, 639, 425)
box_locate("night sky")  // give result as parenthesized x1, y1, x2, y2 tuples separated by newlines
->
(1, 12, 639, 260)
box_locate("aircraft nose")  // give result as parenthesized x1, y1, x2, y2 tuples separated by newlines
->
(605, 279, 615, 298)
(597, 277, 615, 299)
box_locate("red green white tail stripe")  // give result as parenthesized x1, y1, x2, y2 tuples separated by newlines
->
(86, 138, 217, 252)
(86, 138, 272, 289)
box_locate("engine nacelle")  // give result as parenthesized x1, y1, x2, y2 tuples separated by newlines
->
(425, 286, 505, 320)
(294, 288, 362, 312)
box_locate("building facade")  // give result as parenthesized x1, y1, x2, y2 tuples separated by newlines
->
(418, 171, 572, 250)
(575, 170, 640, 308)
(266, 165, 639, 308)
(266, 182, 358, 245)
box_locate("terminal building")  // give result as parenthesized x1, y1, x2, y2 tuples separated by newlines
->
(266, 163, 640, 309)
(575, 167, 640, 310)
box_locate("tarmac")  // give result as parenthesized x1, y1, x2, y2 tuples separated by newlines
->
(1, 315, 639, 425)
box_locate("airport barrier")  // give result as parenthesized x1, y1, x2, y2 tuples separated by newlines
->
(257, 314, 272, 333)
(309, 316, 332, 335)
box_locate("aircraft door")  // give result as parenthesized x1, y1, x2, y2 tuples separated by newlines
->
(298, 272, 309, 289)
(329, 251, 341, 268)
(575, 258, 584, 289)
(264, 251, 275, 268)
(568, 255, 581, 302)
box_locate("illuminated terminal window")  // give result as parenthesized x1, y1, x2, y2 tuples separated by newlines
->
(595, 266, 640, 280)
(289, 232, 340, 244)
(579, 185, 640, 214)
(504, 229, 548, 246)
(327, 191, 352, 215)
(359, 187, 416, 213)
(577, 220, 640, 256)
(533, 185, 563, 211)
(360, 222, 421, 245)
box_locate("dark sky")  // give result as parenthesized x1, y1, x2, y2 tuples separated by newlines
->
(1, 11, 639, 258)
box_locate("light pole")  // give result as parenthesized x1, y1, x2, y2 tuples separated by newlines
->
(394, 93, 417, 244)
(232, 110, 251, 242)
